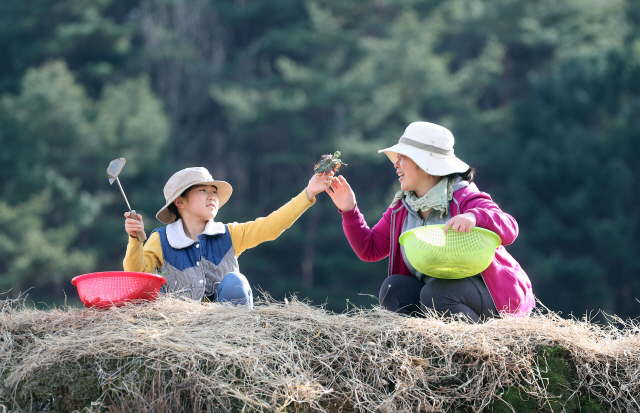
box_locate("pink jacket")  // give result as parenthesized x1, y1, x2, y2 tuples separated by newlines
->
(340, 183, 535, 316)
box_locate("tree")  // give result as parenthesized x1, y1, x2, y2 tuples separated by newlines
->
(506, 45, 640, 317)
(0, 193, 95, 299)
(2, 0, 639, 318)
(209, 0, 507, 305)
(0, 0, 141, 96)
(0, 60, 169, 302)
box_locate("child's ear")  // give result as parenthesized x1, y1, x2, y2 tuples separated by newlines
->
(174, 197, 186, 209)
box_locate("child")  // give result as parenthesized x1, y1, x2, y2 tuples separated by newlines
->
(123, 166, 333, 307)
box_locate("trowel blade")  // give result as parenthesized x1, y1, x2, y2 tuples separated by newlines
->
(107, 158, 126, 184)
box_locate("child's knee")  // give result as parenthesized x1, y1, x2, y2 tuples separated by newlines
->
(217, 272, 253, 308)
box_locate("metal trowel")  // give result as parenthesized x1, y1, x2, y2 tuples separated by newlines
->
(107, 158, 147, 242)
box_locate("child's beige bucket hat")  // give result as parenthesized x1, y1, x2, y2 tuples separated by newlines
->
(156, 167, 232, 224)
(378, 122, 469, 176)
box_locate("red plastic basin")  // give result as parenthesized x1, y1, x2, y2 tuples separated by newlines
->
(71, 271, 166, 308)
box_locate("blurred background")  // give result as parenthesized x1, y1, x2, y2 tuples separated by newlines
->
(1, 0, 639, 320)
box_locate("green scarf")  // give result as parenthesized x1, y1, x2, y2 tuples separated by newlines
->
(390, 177, 453, 217)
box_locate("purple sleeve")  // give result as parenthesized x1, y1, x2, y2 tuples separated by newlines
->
(462, 194, 519, 246)
(340, 203, 392, 262)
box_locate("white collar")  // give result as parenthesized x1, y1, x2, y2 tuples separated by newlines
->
(166, 219, 226, 249)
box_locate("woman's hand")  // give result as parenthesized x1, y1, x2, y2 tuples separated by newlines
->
(124, 211, 145, 238)
(444, 212, 477, 234)
(327, 175, 356, 212)
(306, 171, 335, 201)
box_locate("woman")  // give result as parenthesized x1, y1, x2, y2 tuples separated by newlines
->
(328, 122, 534, 321)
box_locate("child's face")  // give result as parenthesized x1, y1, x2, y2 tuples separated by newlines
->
(175, 184, 220, 221)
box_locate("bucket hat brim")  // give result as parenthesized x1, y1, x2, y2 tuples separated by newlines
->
(378, 143, 469, 176)
(378, 122, 469, 176)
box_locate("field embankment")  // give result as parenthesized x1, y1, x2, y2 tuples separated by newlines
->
(1, 297, 638, 412)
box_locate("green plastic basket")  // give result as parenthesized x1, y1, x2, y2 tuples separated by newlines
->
(399, 225, 501, 279)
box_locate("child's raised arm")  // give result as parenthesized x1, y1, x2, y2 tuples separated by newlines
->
(227, 170, 334, 257)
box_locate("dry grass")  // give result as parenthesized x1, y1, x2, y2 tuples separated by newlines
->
(1, 295, 639, 412)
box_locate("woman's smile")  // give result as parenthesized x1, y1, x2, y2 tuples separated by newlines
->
(394, 154, 441, 196)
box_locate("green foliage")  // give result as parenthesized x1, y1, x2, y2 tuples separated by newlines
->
(0, 192, 95, 298)
(207, 0, 513, 306)
(1, 0, 640, 316)
(505, 44, 640, 317)
(0, 0, 139, 95)
(0, 60, 168, 302)
(94, 75, 170, 170)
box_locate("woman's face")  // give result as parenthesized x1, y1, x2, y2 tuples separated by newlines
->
(394, 154, 442, 197)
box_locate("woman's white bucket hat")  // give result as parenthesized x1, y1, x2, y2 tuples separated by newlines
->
(378, 121, 469, 176)
(156, 167, 232, 224)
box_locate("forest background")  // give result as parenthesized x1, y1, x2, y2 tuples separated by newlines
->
(1, 0, 639, 320)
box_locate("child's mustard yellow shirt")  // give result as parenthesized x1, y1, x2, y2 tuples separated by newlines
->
(124, 189, 315, 273)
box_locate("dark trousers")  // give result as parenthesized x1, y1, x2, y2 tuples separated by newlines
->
(379, 274, 498, 322)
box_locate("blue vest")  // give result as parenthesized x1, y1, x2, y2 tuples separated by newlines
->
(153, 225, 239, 301)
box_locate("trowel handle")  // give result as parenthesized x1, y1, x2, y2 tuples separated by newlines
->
(128, 209, 147, 242)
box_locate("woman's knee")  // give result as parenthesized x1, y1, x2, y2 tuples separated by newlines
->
(378, 275, 396, 305)
(420, 278, 465, 311)
(419, 277, 483, 322)
(379, 274, 424, 315)
(216, 272, 253, 308)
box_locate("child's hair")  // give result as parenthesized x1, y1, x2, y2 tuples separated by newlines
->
(166, 184, 219, 222)
(445, 167, 476, 182)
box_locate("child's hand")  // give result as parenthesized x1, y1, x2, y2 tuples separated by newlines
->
(124, 211, 145, 239)
(327, 175, 356, 212)
(306, 171, 335, 201)
(444, 212, 477, 234)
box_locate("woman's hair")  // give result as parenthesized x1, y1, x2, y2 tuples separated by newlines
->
(444, 167, 476, 182)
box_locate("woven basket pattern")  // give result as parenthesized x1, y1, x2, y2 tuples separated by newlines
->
(399, 225, 501, 279)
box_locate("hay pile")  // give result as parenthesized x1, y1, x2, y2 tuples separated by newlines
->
(1, 296, 639, 413)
